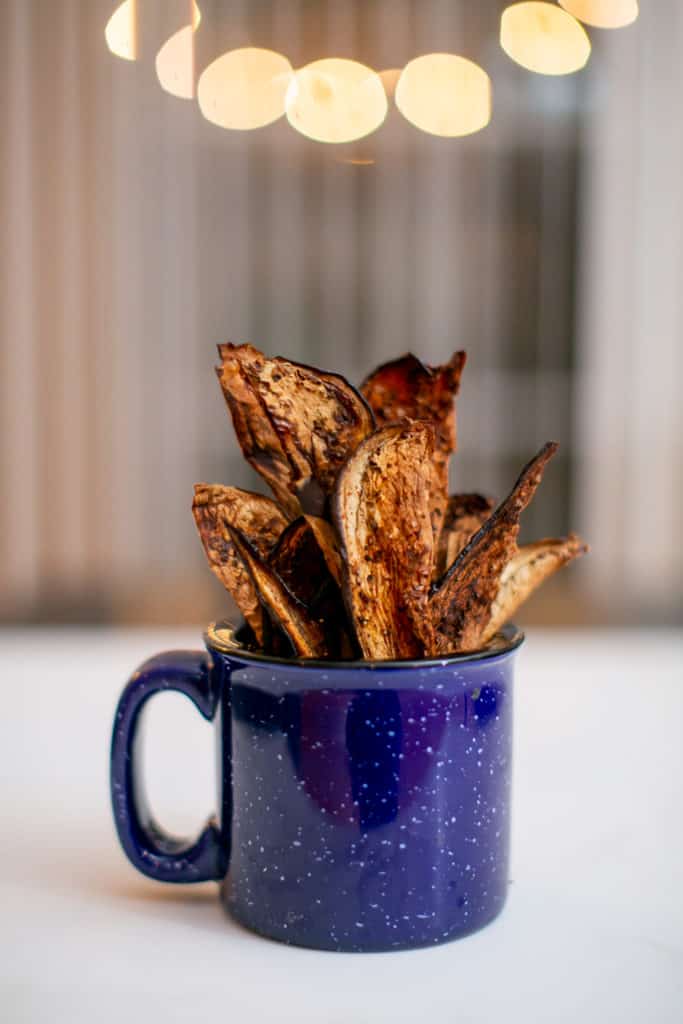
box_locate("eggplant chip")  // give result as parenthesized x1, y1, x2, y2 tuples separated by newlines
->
(229, 525, 328, 659)
(430, 442, 559, 654)
(334, 422, 436, 660)
(214, 352, 301, 519)
(303, 515, 344, 588)
(270, 516, 350, 657)
(361, 352, 466, 537)
(192, 485, 290, 644)
(436, 493, 495, 578)
(269, 517, 328, 607)
(482, 534, 588, 644)
(217, 343, 374, 510)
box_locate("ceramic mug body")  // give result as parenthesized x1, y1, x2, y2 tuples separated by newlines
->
(111, 623, 523, 952)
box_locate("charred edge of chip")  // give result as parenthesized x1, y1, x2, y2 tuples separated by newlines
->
(433, 441, 559, 594)
(360, 350, 467, 402)
(228, 524, 328, 659)
(272, 354, 376, 429)
(443, 493, 496, 522)
(268, 517, 320, 604)
(191, 498, 266, 643)
(303, 514, 345, 588)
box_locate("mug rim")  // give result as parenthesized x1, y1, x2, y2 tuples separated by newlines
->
(204, 620, 524, 670)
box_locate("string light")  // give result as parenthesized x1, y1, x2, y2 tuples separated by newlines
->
(105, 0, 136, 61)
(558, 0, 638, 29)
(286, 59, 387, 144)
(105, 0, 638, 142)
(500, 2, 591, 76)
(198, 48, 293, 131)
(155, 3, 201, 100)
(395, 55, 491, 138)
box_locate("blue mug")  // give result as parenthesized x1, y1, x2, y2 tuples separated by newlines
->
(110, 621, 523, 952)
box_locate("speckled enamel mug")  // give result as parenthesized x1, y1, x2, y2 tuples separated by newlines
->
(110, 621, 523, 952)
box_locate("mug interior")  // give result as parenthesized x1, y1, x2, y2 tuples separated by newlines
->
(205, 619, 524, 669)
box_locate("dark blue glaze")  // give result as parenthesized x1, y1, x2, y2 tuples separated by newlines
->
(110, 651, 226, 883)
(111, 627, 523, 952)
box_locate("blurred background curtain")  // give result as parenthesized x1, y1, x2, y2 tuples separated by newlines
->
(1, 0, 681, 626)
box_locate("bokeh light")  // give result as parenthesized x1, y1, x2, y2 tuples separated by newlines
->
(198, 48, 293, 131)
(155, 5, 201, 100)
(395, 54, 492, 138)
(105, 0, 137, 61)
(558, 0, 638, 29)
(500, 2, 591, 75)
(286, 59, 388, 144)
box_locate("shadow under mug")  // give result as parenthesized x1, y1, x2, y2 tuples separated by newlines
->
(110, 621, 524, 953)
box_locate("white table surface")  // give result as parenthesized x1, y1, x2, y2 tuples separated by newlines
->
(1, 627, 682, 1023)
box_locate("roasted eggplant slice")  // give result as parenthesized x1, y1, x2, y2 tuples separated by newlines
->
(214, 352, 301, 519)
(269, 517, 327, 607)
(430, 442, 559, 654)
(482, 534, 588, 644)
(361, 351, 466, 538)
(334, 422, 436, 660)
(192, 485, 290, 643)
(436, 493, 495, 577)
(303, 515, 344, 588)
(217, 343, 374, 509)
(269, 516, 350, 657)
(229, 526, 328, 658)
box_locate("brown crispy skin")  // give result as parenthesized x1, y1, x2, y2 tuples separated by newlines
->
(436, 493, 495, 578)
(334, 422, 436, 660)
(269, 516, 350, 657)
(430, 442, 559, 654)
(229, 526, 328, 658)
(192, 485, 290, 643)
(215, 353, 301, 519)
(269, 518, 327, 607)
(361, 351, 466, 538)
(303, 515, 344, 588)
(482, 534, 588, 643)
(217, 343, 374, 507)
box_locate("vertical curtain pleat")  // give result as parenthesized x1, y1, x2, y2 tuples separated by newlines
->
(575, 2, 683, 618)
(2, 2, 40, 610)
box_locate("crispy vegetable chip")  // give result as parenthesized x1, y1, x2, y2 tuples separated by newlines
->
(270, 518, 327, 607)
(214, 353, 301, 519)
(228, 526, 328, 658)
(270, 516, 350, 657)
(192, 485, 290, 643)
(430, 442, 559, 654)
(481, 534, 588, 644)
(361, 352, 466, 537)
(217, 343, 374, 510)
(436, 493, 495, 578)
(334, 422, 436, 660)
(199, 343, 587, 663)
(303, 515, 344, 588)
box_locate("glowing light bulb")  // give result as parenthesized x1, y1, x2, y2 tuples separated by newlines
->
(395, 54, 491, 138)
(286, 59, 388, 144)
(155, 2, 201, 100)
(558, 0, 638, 29)
(500, 2, 591, 75)
(198, 48, 293, 131)
(105, 0, 137, 61)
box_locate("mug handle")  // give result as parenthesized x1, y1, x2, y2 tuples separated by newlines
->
(110, 650, 227, 883)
